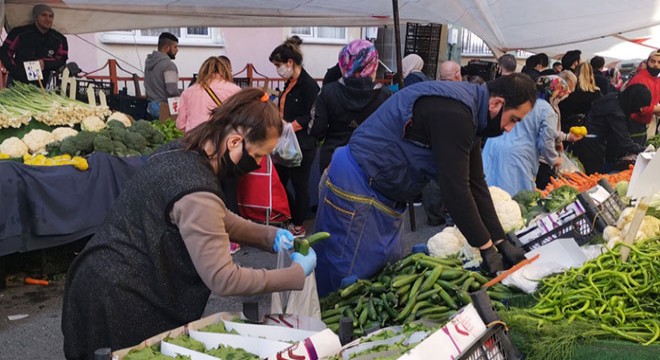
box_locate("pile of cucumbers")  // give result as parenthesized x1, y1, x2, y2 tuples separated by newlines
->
(320, 252, 513, 336)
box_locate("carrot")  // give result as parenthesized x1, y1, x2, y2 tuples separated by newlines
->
(24, 277, 49, 286)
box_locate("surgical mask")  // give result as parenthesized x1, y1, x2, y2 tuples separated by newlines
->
(277, 64, 294, 79)
(477, 107, 504, 138)
(647, 67, 660, 77)
(222, 141, 260, 177)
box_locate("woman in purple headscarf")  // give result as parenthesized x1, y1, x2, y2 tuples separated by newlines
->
(308, 39, 392, 173)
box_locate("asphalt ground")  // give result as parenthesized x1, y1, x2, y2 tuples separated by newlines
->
(0, 205, 442, 360)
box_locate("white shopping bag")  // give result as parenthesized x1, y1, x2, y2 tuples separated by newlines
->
(271, 246, 321, 319)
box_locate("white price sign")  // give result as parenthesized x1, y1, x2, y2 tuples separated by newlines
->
(167, 97, 180, 115)
(23, 61, 43, 81)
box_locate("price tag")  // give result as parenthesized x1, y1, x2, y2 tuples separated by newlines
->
(167, 97, 180, 115)
(98, 90, 107, 107)
(86, 85, 96, 106)
(23, 61, 43, 81)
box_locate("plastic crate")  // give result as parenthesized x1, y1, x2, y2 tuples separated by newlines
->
(234, 77, 251, 88)
(106, 92, 149, 121)
(75, 79, 114, 104)
(508, 179, 625, 252)
(457, 324, 516, 360)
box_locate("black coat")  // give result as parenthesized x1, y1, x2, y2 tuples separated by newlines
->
(558, 89, 601, 132)
(309, 77, 391, 170)
(575, 93, 644, 174)
(279, 68, 320, 151)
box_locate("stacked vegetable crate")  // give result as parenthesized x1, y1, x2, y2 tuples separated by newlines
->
(404, 22, 442, 80)
(507, 178, 625, 251)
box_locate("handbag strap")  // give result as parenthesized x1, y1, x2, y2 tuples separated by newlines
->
(202, 83, 222, 106)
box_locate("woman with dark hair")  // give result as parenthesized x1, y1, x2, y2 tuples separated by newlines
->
(269, 36, 320, 237)
(62, 88, 317, 360)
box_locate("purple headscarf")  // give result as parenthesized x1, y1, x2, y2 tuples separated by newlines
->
(338, 39, 379, 78)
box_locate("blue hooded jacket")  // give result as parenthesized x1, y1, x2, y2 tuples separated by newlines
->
(348, 80, 490, 202)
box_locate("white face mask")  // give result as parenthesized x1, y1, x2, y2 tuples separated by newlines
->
(277, 64, 294, 79)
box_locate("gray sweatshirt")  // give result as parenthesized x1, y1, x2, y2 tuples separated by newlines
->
(144, 50, 180, 102)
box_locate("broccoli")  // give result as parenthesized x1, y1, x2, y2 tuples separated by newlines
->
(93, 135, 114, 153)
(512, 190, 542, 210)
(46, 141, 62, 156)
(129, 120, 162, 144)
(73, 131, 96, 154)
(141, 146, 155, 156)
(59, 137, 79, 156)
(543, 185, 580, 213)
(112, 141, 128, 152)
(124, 132, 148, 152)
(114, 148, 142, 157)
(106, 119, 126, 130)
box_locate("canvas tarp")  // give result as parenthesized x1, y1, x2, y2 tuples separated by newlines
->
(4, 0, 660, 61)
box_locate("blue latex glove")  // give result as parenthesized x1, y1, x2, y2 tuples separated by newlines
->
(291, 247, 317, 277)
(273, 229, 295, 253)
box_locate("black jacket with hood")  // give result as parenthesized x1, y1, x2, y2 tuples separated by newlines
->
(309, 76, 392, 171)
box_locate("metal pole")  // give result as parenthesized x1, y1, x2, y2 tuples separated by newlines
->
(392, 0, 416, 232)
(392, 0, 404, 90)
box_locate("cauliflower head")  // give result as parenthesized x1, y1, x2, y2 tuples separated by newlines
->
(52, 127, 79, 141)
(22, 129, 56, 154)
(427, 227, 463, 258)
(0, 137, 29, 158)
(81, 116, 106, 132)
(489, 186, 524, 233)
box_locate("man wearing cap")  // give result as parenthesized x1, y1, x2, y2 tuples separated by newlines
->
(0, 4, 68, 86)
(624, 50, 660, 142)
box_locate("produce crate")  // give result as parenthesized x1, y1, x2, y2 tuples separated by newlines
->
(508, 179, 625, 251)
(75, 79, 113, 104)
(107, 92, 149, 121)
(457, 323, 516, 360)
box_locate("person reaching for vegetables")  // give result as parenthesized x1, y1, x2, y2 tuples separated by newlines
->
(61, 88, 316, 360)
(312, 73, 538, 297)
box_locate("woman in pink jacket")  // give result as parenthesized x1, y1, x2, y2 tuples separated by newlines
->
(177, 56, 242, 132)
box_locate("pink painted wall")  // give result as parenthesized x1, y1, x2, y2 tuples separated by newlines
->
(65, 33, 99, 74)
(221, 28, 284, 79)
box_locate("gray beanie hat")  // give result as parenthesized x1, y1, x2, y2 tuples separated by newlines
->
(33, 4, 54, 18)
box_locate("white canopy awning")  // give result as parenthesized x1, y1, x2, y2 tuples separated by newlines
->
(5, 0, 660, 61)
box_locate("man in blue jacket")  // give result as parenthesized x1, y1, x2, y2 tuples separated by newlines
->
(313, 73, 537, 296)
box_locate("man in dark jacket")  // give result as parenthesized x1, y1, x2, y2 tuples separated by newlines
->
(0, 4, 68, 86)
(590, 56, 612, 95)
(575, 84, 651, 174)
(144, 32, 180, 119)
(313, 73, 537, 296)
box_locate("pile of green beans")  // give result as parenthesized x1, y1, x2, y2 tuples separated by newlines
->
(529, 238, 660, 345)
(320, 253, 512, 336)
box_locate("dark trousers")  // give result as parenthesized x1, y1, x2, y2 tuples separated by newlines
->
(275, 147, 317, 226)
(536, 162, 555, 190)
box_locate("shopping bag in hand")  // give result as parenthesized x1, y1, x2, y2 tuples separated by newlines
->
(271, 246, 321, 319)
(272, 122, 302, 167)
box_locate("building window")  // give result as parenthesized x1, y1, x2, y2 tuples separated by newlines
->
(101, 27, 221, 47)
(290, 27, 347, 44)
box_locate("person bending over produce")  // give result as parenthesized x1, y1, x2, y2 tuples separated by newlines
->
(61, 88, 317, 360)
(313, 73, 537, 296)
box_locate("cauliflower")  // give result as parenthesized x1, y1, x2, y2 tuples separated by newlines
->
(81, 116, 106, 132)
(52, 127, 79, 141)
(621, 216, 660, 242)
(107, 111, 133, 127)
(0, 137, 29, 158)
(489, 186, 524, 233)
(427, 227, 463, 258)
(21, 129, 56, 154)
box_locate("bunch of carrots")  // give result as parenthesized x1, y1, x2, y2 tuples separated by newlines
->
(539, 165, 634, 197)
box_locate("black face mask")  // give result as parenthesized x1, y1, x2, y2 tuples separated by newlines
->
(477, 106, 504, 138)
(222, 141, 260, 177)
(647, 66, 660, 77)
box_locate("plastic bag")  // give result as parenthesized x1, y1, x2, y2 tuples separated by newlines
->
(557, 151, 582, 174)
(272, 122, 302, 167)
(271, 243, 321, 319)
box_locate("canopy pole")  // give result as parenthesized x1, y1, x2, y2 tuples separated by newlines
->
(392, 0, 404, 90)
(393, 0, 417, 232)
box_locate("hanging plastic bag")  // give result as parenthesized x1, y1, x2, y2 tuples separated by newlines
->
(557, 151, 582, 174)
(272, 122, 302, 167)
(271, 241, 321, 319)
